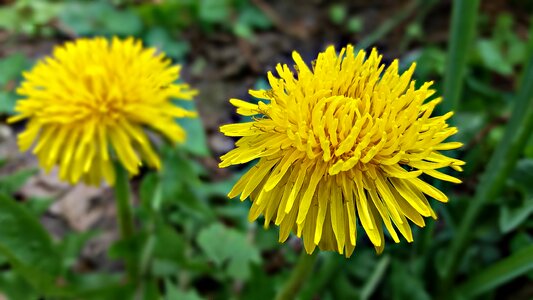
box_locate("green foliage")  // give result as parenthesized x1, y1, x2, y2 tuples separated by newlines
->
(458, 245, 533, 298)
(474, 14, 528, 76)
(0, 168, 37, 194)
(175, 100, 210, 157)
(0, 0, 62, 36)
(0, 194, 61, 294)
(360, 255, 390, 300)
(0, 1, 532, 299)
(197, 223, 261, 281)
(0, 53, 30, 114)
(165, 279, 205, 300)
(499, 159, 533, 233)
(59, 1, 143, 37)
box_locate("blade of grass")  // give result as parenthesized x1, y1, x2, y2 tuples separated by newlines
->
(441, 31, 533, 287)
(441, 0, 480, 113)
(457, 245, 533, 297)
(361, 255, 391, 300)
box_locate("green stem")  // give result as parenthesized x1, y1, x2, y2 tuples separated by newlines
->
(441, 43, 533, 286)
(275, 251, 318, 300)
(113, 163, 137, 281)
(441, 0, 480, 113)
(300, 253, 343, 300)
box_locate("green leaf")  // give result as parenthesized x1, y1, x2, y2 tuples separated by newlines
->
(493, 13, 514, 47)
(0, 92, 17, 114)
(59, 1, 142, 36)
(525, 134, 533, 158)
(103, 10, 142, 36)
(25, 197, 54, 217)
(199, 0, 230, 24)
(0, 193, 61, 293)
(233, 22, 253, 39)
(410, 47, 446, 79)
(165, 279, 205, 300)
(499, 159, 533, 232)
(0, 271, 38, 300)
(453, 112, 485, 144)
(0, 7, 18, 31)
(477, 39, 513, 75)
(159, 148, 213, 219)
(197, 223, 261, 280)
(66, 274, 133, 300)
(160, 147, 196, 197)
(499, 201, 533, 233)
(176, 100, 209, 156)
(153, 225, 186, 263)
(145, 27, 190, 60)
(458, 245, 533, 297)
(509, 159, 533, 200)
(58, 231, 96, 271)
(0, 0, 63, 35)
(0, 167, 36, 198)
(108, 233, 143, 266)
(0, 53, 29, 86)
(140, 172, 159, 210)
(236, 5, 271, 30)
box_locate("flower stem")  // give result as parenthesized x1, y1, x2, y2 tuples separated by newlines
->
(275, 251, 318, 300)
(113, 163, 137, 281)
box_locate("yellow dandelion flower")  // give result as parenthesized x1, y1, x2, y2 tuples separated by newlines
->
(9, 37, 197, 186)
(219, 45, 464, 257)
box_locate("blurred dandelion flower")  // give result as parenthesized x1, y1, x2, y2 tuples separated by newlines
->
(9, 37, 197, 186)
(219, 45, 464, 257)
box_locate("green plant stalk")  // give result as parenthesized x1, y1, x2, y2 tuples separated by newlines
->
(441, 0, 480, 113)
(300, 253, 343, 300)
(275, 251, 318, 300)
(113, 163, 138, 281)
(441, 47, 533, 286)
(458, 245, 533, 297)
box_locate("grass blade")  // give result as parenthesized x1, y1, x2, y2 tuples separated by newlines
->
(441, 0, 480, 112)
(361, 255, 391, 300)
(442, 27, 533, 286)
(458, 245, 533, 297)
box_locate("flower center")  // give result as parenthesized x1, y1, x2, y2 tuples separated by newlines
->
(80, 65, 124, 120)
(314, 95, 384, 171)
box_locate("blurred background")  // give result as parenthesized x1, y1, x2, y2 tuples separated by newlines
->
(0, 0, 532, 299)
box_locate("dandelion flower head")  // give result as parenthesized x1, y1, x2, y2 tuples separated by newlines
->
(219, 45, 464, 257)
(9, 37, 197, 186)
